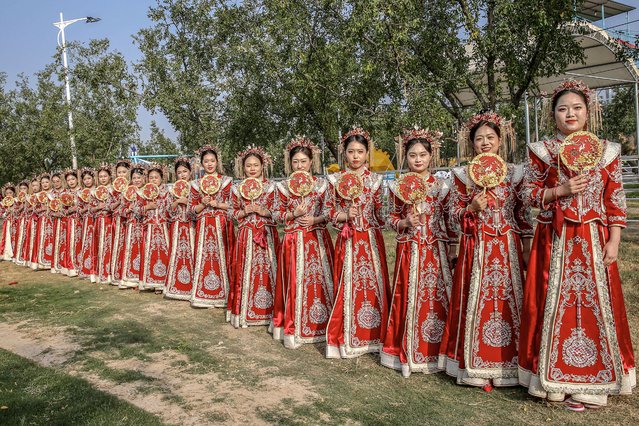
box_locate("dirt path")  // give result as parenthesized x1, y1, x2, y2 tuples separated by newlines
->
(0, 321, 317, 425)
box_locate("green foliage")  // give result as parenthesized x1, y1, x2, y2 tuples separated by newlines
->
(602, 86, 638, 155)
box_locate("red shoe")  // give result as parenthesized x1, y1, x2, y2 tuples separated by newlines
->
(564, 398, 585, 412)
(482, 382, 494, 392)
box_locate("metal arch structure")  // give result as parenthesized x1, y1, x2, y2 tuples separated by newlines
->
(452, 21, 639, 154)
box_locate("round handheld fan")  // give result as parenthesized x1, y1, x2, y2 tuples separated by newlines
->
(468, 153, 507, 189)
(559, 131, 603, 173)
(49, 198, 62, 212)
(200, 174, 221, 195)
(94, 185, 109, 202)
(287, 171, 314, 197)
(336, 172, 364, 200)
(124, 185, 139, 202)
(60, 193, 75, 207)
(395, 173, 429, 204)
(79, 188, 92, 203)
(37, 191, 49, 204)
(239, 177, 263, 201)
(113, 176, 128, 193)
(172, 179, 190, 198)
(141, 183, 160, 201)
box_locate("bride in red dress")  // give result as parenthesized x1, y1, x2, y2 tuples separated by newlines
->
(271, 136, 335, 349)
(35, 173, 55, 270)
(93, 165, 115, 284)
(519, 80, 635, 409)
(63, 170, 82, 277)
(0, 183, 16, 261)
(439, 112, 532, 390)
(381, 128, 456, 376)
(26, 178, 41, 269)
(78, 168, 98, 281)
(120, 165, 146, 289)
(139, 164, 171, 292)
(325, 127, 390, 359)
(50, 171, 67, 274)
(190, 146, 235, 308)
(110, 160, 131, 286)
(13, 181, 30, 266)
(229, 146, 279, 328)
(164, 157, 196, 301)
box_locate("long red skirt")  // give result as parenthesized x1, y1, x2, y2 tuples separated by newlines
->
(325, 228, 390, 359)
(518, 222, 635, 403)
(272, 228, 335, 348)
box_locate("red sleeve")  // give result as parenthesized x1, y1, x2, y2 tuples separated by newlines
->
(604, 155, 627, 228)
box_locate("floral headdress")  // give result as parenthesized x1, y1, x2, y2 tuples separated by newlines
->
(234, 145, 273, 178)
(339, 126, 374, 169)
(396, 126, 443, 171)
(79, 167, 95, 178)
(284, 135, 321, 175)
(541, 79, 602, 135)
(39, 172, 51, 180)
(63, 168, 78, 179)
(114, 159, 132, 172)
(456, 111, 516, 161)
(97, 162, 113, 176)
(1, 182, 15, 196)
(146, 162, 168, 184)
(194, 145, 224, 175)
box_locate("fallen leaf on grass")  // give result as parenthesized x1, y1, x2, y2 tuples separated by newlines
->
(8, 281, 18, 285)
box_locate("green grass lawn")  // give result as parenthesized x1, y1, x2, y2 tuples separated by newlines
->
(0, 229, 637, 425)
(0, 348, 160, 425)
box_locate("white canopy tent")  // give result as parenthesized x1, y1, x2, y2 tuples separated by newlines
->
(452, 20, 639, 153)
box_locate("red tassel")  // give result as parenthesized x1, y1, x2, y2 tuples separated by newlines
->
(253, 228, 267, 248)
(552, 201, 564, 237)
(340, 222, 353, 239)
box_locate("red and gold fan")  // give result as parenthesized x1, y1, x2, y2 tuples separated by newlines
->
(396, 172, 431, 216)
(239, 177, 263, 204)
(94, 185, 109, 202)
(28, 194, 37, 206)
(559, 131, 603, 220)
(113, 176, 128, 193)
(468, 153, 507, 189)
(60, 192, 75, 207)
(559, 131, 603, 174)
(1, 195, 14, 208)
(336, 171, 364, 201)
(49, 198, 62, 213)
(172, 179, 190, 198)
(141, 183, 160, 201)
(395, 173, 429, 205)
(287, 171, 314, 202)
(17, 191, 26, 203)
(200, 174, 221, 195)
(36, 191, 48, 204)
(79, 188, 92, 203)
(124, 185, 138, 202)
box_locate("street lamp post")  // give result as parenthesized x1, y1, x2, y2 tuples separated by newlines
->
(53, 12, 100, 170)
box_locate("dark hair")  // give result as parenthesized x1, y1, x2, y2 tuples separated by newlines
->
(405, 138, 432, 155)
(469, 121, 501, 141)
(40, 174, 51, 181)
(115, 161, 131, 170)
(342, 134, 369, 152)
(131, 167, 145, 177)
(199, 149, 218, 164)
(80, 170, 94, 179)
(552, 89, 588, 112)
(243, 153, 263, 167)
(174, 160, 191, 173)
(51, 171, 61, 178)
(289, 146, 312, 164)
(19, 181, 29, 188)
(148, 167, 163, 179)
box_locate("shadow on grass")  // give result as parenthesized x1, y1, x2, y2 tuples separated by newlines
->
(0, 348, 160, 425)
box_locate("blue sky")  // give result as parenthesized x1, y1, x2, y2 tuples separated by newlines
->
(0, 0, 176, 142)
(1, 0, 639, 143)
